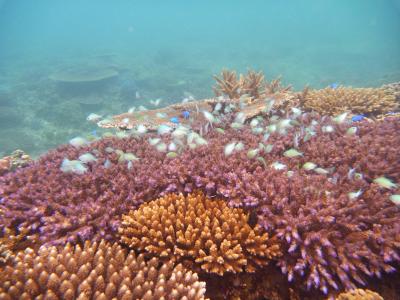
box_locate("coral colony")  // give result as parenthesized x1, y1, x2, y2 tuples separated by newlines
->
(0, 70, 400, 299)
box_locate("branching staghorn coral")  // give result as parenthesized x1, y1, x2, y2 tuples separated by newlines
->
(335, 289, 383, 300)
(300, 113, 400, 181)
(0, 240, 207, 300)
(213, 70, 243, 99)
(1, 112, 399, 297)
(119, 191, 281, 275)
(0, 225, 37, 265)
(299, 86, 398, 116)
(241, 70, 266, 99)
(213, 69, 291, 99)
(258, 170, 400, 296)
(1, 115, 399, 244)
(265, 75, 292, 94)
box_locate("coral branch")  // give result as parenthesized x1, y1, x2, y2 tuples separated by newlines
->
(119, 191, 280, 275)
(0, 240, 207, 299)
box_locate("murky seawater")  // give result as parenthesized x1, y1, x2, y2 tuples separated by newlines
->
(0, 0, 399, 156)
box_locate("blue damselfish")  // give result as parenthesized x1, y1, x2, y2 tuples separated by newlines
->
(170, 117, 180, 124)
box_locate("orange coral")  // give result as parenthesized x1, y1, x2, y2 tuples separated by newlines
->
(381, 81, 400, 102)
(0, 149, 32, 176)
(0, 240, 207, 299)
(241, 70, 266, 99)
(0, 157, 10, 176)
(335, 289, 383, 300)
(213, 69, 243, 99)
(300, 86, 398, 116)
(213, 69, 291, 100)
(119, 192, 280, 275)
(0, 225, 37, 265)
(264, 75, 292, 94)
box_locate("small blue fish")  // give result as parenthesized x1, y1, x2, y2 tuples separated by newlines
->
(329, 83, 339, 89)
(351, 115, 365, 122)
(182, 111, 190, 119)
(170, 117, 180, 124)
(91, 130, 98, 137)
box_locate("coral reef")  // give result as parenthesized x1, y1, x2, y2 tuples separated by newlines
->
(99, 98, 216, 130)
(213, 69, 291, 99)
(258, 171, 400, 295)
(0, 240, 207, 299)
(335, 289, 383, 300)
(299, 86, 398, 117)
(97, 96, 283, 131)
(0, 158, 9, 176)
(365, 270, 400, 300)
(119, 191, 280, 275)
(381, 81, 400, 102)
(0, 144, 149, 245)
(240, 70, 266, 99)
(0, 225, 37, 265)
(264, 75, 292, 94)
(300, 114, 400, 181)
(1, 107, 399, 298)
(374, 112, 400, 122)
(99, 76, 400, 133)
(203, 267, 301, 300)
(0, 149, 32, 176)
(213, 70, 242, 99)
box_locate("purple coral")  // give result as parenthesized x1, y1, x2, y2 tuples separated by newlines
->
(0, 113, 399, 296)
(258, 171, 400, 294)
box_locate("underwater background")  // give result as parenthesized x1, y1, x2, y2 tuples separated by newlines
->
(0, 0, 400, 157)
(1, 1, 400, 299)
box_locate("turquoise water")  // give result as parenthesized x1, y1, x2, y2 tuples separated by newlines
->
(0, 0, 399, 157)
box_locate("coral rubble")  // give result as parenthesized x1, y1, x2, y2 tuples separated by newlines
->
(98, 98, 216, 130)
(0, 240, 207, 299)
(119, 191, 280, 275)
(97, 96, 289, 131)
